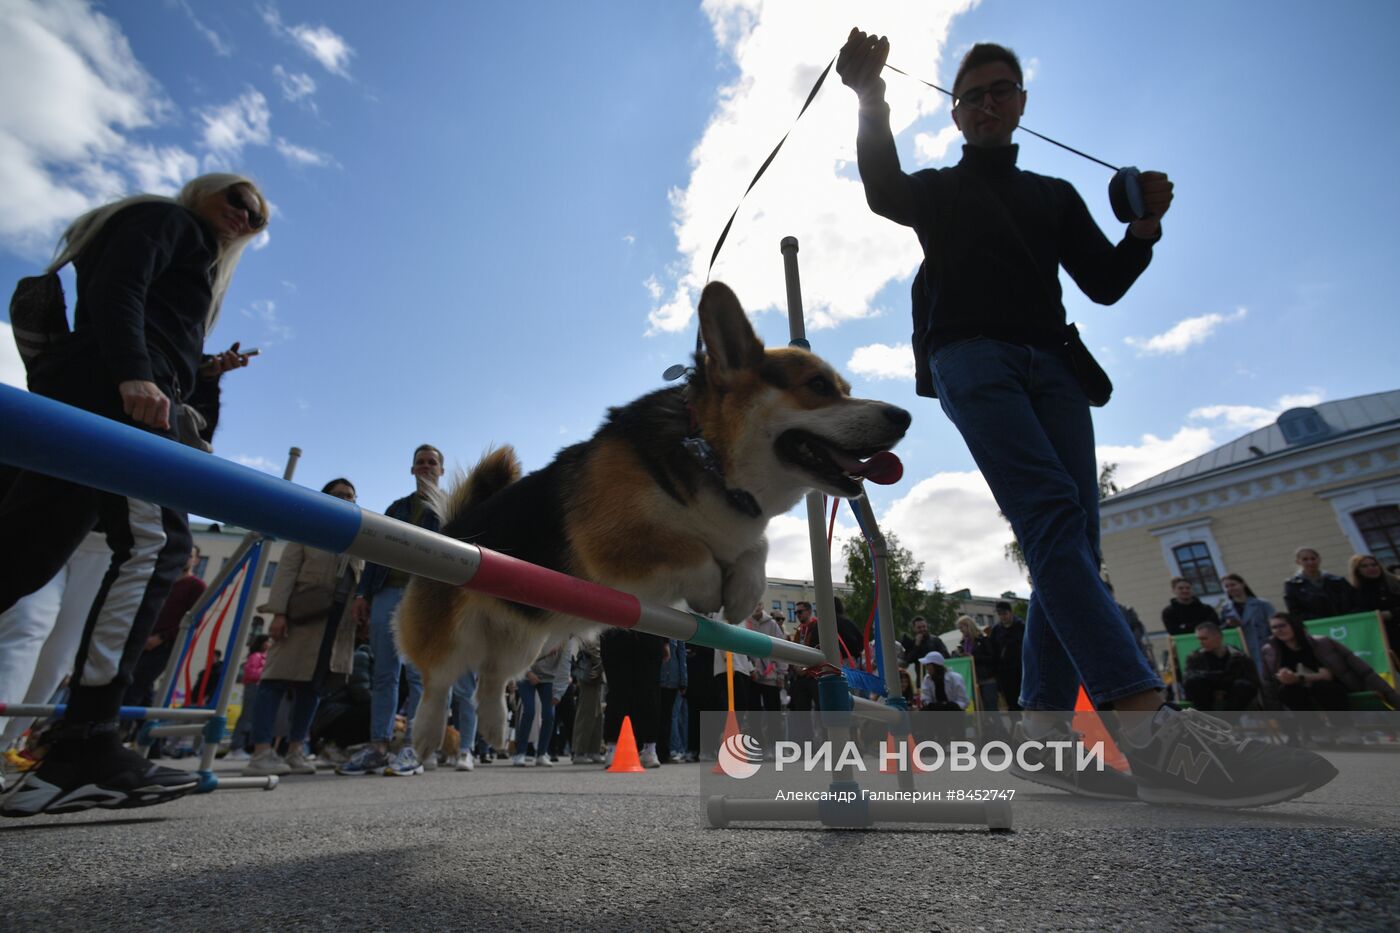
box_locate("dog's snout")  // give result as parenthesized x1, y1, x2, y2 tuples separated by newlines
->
(882, 404, 912, 432)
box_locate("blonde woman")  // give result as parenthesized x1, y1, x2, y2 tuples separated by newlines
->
(1, 174, 268, 817)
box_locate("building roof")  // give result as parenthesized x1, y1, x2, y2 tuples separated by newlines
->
(1108, 389, 1400, 503)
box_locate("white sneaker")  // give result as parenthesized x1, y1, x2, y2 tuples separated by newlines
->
(241, 749, 290, 777)
(535, 751, 554, 768)
(602, 746, 615, 768)
(226, 749, 251, 762)
(511, 753, 534, 767)
(283, 746, 317, 775)
(454, 751, 475, 772)
(638, 747, 661, 769)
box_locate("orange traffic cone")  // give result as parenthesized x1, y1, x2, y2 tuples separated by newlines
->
(1071, 685, 1130, 772)
(878, 732, 931, 774)
(711, 709, 741, 774)
(607, 715, 646, 773)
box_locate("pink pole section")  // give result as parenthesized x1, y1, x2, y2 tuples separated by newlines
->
(469, 547, 643, 628)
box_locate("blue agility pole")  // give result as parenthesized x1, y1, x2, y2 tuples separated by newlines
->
(0, 384, 898, 725)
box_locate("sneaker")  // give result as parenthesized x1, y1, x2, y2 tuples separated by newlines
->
(242, 749, 292, 777)
(336, 746, 390, 776)
(511, 753, 534, 767)
(422, 752, 439, 772)
(317, 743, 349, 769)
(589, 753, 606, 764)
(226, 749, 252, 762)
(602, 747, 615, 768)
(535, 751, 554, 768)
(638, 747, 661, 769)
(1008, 721, 1138, 801)
(1123, 706, 1339, 808)
(1, 725, 198, 817)
(454, 751, 475, 772)
(384, 746, 424, 776)
(283, 747, 317, 775)
(2, 748, 40, 773)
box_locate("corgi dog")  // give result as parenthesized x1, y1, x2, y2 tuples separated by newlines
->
(395, 281, 910, 761)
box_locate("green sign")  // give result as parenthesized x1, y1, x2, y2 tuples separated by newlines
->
(1305, 612, 1395, 684)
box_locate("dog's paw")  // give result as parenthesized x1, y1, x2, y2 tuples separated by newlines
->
(681, 560, 724, 616)
(720, 541, 768, 625)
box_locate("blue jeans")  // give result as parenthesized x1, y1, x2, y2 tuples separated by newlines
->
(452, 671, 478, 752)
(930, 339, 1163, 710)
(514, 679, 555, 755)
(369, 586, 423, 743)
(251, 607, 342, 747)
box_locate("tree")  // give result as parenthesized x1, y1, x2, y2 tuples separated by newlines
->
(842, 531, 926, 639)
(1002, 461, 1121, 581)
(919, 581, 963, 635)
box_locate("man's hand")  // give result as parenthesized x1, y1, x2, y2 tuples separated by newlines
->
(200, 341, 255, 379)
(1276, 668, 1301, 686)
(118, 380, 171, 430)
(836, 27, 890, 104)
(1128, 171, 1174, 239)
(270, 614, 289, 641)
(144, 635, 163, 651)
(352, 596, 370, 626)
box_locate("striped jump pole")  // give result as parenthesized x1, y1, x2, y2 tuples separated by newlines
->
(0, 385, 898, 725)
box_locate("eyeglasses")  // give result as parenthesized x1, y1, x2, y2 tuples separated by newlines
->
(1268, 623, 1291, 631)
(225, 186, 266, 230)
(954, 80, 1022, 111)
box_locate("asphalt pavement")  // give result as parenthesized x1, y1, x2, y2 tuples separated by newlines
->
(2, 750, 1396, 932)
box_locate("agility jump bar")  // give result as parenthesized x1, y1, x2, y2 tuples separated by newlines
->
(0, 386, 897, 724)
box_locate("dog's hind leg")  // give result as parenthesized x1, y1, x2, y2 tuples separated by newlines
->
(412, 671, 452, 765)
(474, 668, 512, 757)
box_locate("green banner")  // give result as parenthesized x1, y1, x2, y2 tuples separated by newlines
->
(944, 656, 976, 710)
(1305, 612, 1395, 684)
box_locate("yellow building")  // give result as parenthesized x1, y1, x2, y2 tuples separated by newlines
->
(1101, 390, 1400, 635)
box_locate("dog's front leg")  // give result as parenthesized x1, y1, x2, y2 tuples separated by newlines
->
(720, 537, 768, 625)
(680, 559, 724, 616)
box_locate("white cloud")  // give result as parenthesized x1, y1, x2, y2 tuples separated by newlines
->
(261, 6, 353, 77)
(272, 64, 316, 103)
(198, 89, 270, 156)
(622, 234, 636, 246)
(913, 123, 962, 164)
(173, 0, 231, 57)
(250, 229, 272, 251)
(1096, 426, 1217, 489)
(0, 0, 177, 253)
(1124, 306, 1248, 356)
(847, 342, 914, 381)
(232, 454, 280, 474)
(643, 275, 663, 301)
(1188, 391, 1326, 432)
(122, 143, 198, 195)
(763, 512, 859, 587)
(647, 1, 977, 335)
(0, 322, 26, 389)
(240, 298, 294, 344)
(275, 137, 332, 167)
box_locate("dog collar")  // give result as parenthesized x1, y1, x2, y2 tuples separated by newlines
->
(682, 404, 762, 519)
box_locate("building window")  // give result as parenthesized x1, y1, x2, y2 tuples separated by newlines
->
(262, 561, 279, 587)
(194, 556, 209, 580)
(772, 600, 782, 612)
(1172, 542, 1222, 595)
(1354, 505, 1400, 567)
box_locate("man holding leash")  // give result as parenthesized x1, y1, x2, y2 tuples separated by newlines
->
(836, 29, 1335, 806)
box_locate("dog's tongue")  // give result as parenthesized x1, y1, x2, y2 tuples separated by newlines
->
(829, 448, 904, 486)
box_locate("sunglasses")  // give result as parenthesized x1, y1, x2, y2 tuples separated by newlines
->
(225, 186, 267, 230)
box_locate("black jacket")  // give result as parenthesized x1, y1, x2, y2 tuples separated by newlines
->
(1161, 598, 1219, 636)
(989, 618, 1025, 678)
(1283, 573, 1356, 622)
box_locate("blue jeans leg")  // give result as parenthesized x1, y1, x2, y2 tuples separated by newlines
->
(250, 680, 285, 747)
(931, 339, 1163, 710)
(452, 671, 478, 752)
(369, 586, 423, 742)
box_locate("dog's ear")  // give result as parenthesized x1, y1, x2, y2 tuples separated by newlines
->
(698, 282, 764, 385)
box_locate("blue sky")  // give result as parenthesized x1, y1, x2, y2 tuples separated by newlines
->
(3, 0, 1398, 597)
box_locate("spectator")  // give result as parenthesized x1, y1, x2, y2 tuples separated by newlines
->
(190, 650, 225, 708)
(571, 636, 605, 765)
(1346, 554, 1400, 659)
(343, 445, 445, 777)
(601, 630, 666, 768)
(900, 616, 940, 666)
(656, 637, 688, 763)
(745, 606, 786, 751)
(1106, 581, 1156, 672)
(225, 633, 269, 757)
(788, 602, 822, 718)
(1283, 547, 1355, 623)
(1161, 577, 1220, 635)
(1, 174, 265, 817)
(832, 597, 865, 665)
(310, 642, 373, 762)
(1216, 573, 1275, 680)
(1182, 622, 1259, 711)
(953, 615, 998, 713)
(450, 671, 478, 771)
(245, 479, 364, 777)
(1260, 613, 1400, 711)
(512, 641, 570, 767)
(684, 640, 714, 762)
(125, 546, 207, 714)
(988, 601, 1025, 711)
(918, 652, 968, 712)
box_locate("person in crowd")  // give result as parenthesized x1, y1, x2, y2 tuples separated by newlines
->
(1181, 622, 1259, 711)
(836, 30, 1334, 805)
(126, 546, 208, 718)
(1259, 612, 1400, 711)
(896, 667, 917, 708)
(190, 650, 225, 708)
(601, 629, 667, 768)
(656, 637, 688, 763)
(1, 174, 265, 816)
(953, 615, 998, 714)
(571, 636, 605, 764)
(512, 641, 571, 767)
(832, 597, 865, 666)
(771, 610, 793, 639)
(342, 445, 444, 777)
(1106, 581, 1156, 672)
(243, 479, 364, 777)
(1161, 577, 1220, 635)
(226, 633, 269, 757)
(918, 651, 968, 712)
(901, 615, 941, 666)
(449, 671, 479, 771)
(1346, 554, 1400, 660)
(1216, 573, 1275, 679)
(1283, 547, 1355, 623)
(788, 601, 822, 719)
(310, 642, 373, 763)
(745, 606, 786, 750)
(988, 602, 1025, 711)
(684, 640, 714, 762)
